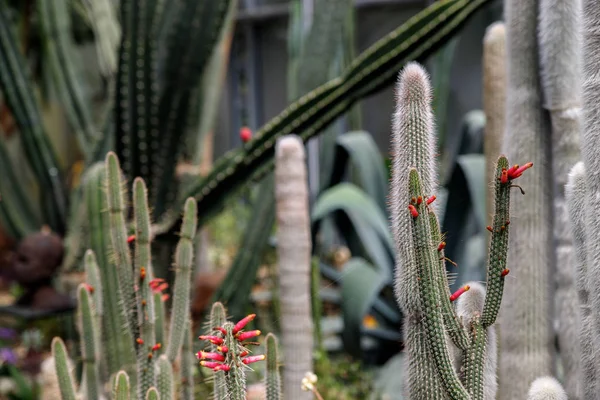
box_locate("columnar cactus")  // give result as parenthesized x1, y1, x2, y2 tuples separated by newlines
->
(538, 0, 583, 397)
(482, 22, 506, 228)
(566, 162, 599, 399)
(391, 61, 536, 399)
(274, 135, 314, 400)
(498, 0, 555, 396)
(266, 333, 282, 400)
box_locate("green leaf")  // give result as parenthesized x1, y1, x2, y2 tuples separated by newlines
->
(340, 257, 386, 357)
(312, 183, 393, 279)
(326, 131, 388, 211)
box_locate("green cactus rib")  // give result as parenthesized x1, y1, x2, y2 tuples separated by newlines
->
(223, 322, 246, 400)
(151, 0, 231, 217)
(166, 197, 197, 362)
(133, 177, 157, 398)
(84, 250, 103, 329)
(408, 168, 469, 399)
(0, 0, 66, 232)
(145, 387, 160, 400)
(51, 337, 77, 400)
(37, 0, 98, 158)
(114, 0, 160, 183)
(179, 319, 195, 400)
(210, 302, 227, 399)
(266, 333, 281, 400)
(0, 136, 41, 238)
(428, 210, 469, 350)
(481, 156, 512, 328)
(76, 284, 101, 400)
(105, 152, 138, 336)
(83, 163, 136, 378)
(114, 371, 131, 400)
(155, 355, 174, 400)
(159, 0, 491, 230)
(463, 322, 487, 399)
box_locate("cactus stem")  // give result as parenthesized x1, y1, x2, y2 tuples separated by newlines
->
(450, 285, 471, 302)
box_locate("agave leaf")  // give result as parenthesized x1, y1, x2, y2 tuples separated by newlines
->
(326, 131, 388, 211)
(312, 183, 393, 279)
(340, 257, 387, 357)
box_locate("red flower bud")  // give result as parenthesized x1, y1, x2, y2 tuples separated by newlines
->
(438, 242, 446, 251)
(408, 204, 419, 218)
(501, 269, 510, 277)
(214, 327, 227, 335)
(196, 351, 226, 362)
(127, 235, 136, 243)
(500, 169, 508, 184)
(83, 283, 94, 293)
(242, 355, 266, 365)
(217, 345, 228, 353)
(152, 343, 162, 351)
(233, 314, 256, 334)
(507, 162, 533, 179)
(136, 338, 144, 345)
(240, 127, 252, 143)
(213, 364, 230, 372)
(426, 195, 436, 205)
(200, 361, 222, 369)
(199, 335, 224, 345)
(450, 285, 470, 302)
(236, 330, 261, 341)
(416, 196, 423, 205)
(140, 267, 146, 280)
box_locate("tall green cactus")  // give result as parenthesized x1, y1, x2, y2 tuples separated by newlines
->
(274, 135, 314, 400)
(76, 284, 101, 399)
(51, 337, 77, 400)
(113, 371, 131, 400)
(266, 333, 282, 400)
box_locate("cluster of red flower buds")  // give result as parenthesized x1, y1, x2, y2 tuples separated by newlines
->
(197, 314, 265, 372)
(148, 278, 169, 302)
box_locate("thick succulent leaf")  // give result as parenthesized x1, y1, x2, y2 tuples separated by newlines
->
(312, 183, 394, 279)
(325, 131, 388, 211)
(340, 257, 387, 357)
(159, 0, 493, 231)
(0, 1, 67, 232)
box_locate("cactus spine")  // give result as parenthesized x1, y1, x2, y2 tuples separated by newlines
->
(498, 0, 554, 396)
(274, 135, 314, 400)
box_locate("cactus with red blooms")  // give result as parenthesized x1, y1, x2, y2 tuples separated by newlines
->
(390, 61, 557, 399)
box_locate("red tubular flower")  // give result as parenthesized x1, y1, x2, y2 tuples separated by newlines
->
(233, 314, 256, 334)
(196, 351, 226, 362)
(408, 204, 419, 218)
(242, 355, 266, 365)
(83, 283, 94, 293)
(151, 343, 162, 351)
(507, 162, 533, 179)
(127, 235, 136, 243)
(416, 196, 423, 205)
(136, 338, 144, 345)
(449, 285, 470, 302)
(199, 335, 224, 345)
(214, 327, 227, 335)
(500, 169, 509, 184)
(200, 361, 223, 369)
(501, 269, 510, 277)
(213, 364, 231, 372)
(217, 345, 228, 354)
(239, 350, 249, 358)
(140, 267, 146, 281)
(426, 195, 436, 205)
(437, 242, 446, 251)
(149, 278, 165, 291)
(236, 330, 261, 341)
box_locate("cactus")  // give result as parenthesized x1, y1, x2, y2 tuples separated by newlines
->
(482, 22, 506, 228)
(274, 135, 314, 400)
(391, 61, 538, 399)
(51, 337, 77, 400)
(197, 312, 266, 399)
(498, 0, 555, 396)
(145, 387, 160, 400)
(527, 377, 568, 400)
(266, 333, 282, 400)
(113, 371, 131, 400)
(209, 302, 228, 399)
(538, 0, 583, 397)
(76, 284, 101, 399)
(566, 162, 599, 399)
(155, 355, 174, 400)
(179, 318, 195, 400)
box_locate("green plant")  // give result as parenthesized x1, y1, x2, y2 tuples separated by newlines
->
(389, 61, 562, 399)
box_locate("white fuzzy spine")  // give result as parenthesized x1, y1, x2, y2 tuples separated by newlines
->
(538, 0, 583, 396)
(498, 0, 555, 397)
(527, 377, 568, 400)
(566, 162, 600, 399)
(275, 135, 314, 400)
